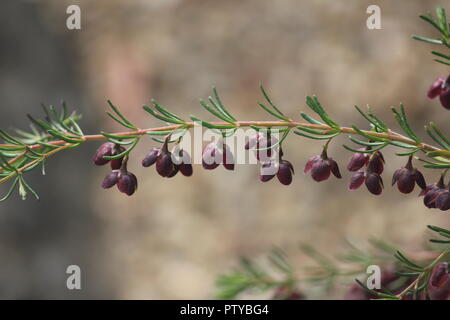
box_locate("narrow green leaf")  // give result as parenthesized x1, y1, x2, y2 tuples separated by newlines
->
(190, 116, 236, 129)
(107, 100, 137, 129)
(152, 100, 185, 123)
(103, 139, 139, 160)
(436, 7, 449, 37)
(212, 87, 236, 121)
(343, 142, 387, 154)
(431, 51, 450, 60)
(300, 112, 325, 125)
(143, 105, 182, 124)
(294, 130, 340, 140)
(0, 178, 19, 202)
(260, 85, 287, 119)
(411, 35, 443, 44)
(257, 102, 288, 121)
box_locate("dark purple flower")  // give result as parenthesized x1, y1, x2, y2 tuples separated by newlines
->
(246, 132, 278, 162)
(222, 143, 235, 171)
(347, 148, 369, 172)
(420, 176, 447, 209)
(429, 262, 450, 300)
(365, 172, 383, 195)
(436, 191, 450, 211)
(304, 150, 341, 182)
(101, 171, 119, 189)
(367, 151, 384, 175)
(117, 171, 138, 196)
(203, 141, 235, 170)
(439, 87, 450, 110)
(259, 160, 277, 182)
(427, 76, 446, 99)
(392, 156, 426, 194)
(428, 75, 450, 110)
(178, 150, 193, 177)
(202, 142, 221, 170)
(142, 148, 161, 167)
(93, 143, 124, 168)
(156, 149, 174, 177)
(349, 171, 365, 190)
(277, 160, 294, 185)
(93, 142, 115, 166)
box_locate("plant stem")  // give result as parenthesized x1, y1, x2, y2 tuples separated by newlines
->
(0, 121, 443, 152)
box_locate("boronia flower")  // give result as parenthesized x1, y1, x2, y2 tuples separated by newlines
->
(246, 132, 278, 162)
(365, 172, 383, 195)
(304, 148, 341, 182)
(347, 148, 369, 172)
(101, 161, 137, 196)
(419, 176, 450, 210)
(428, 75, 450, 110)
(427, 76, 446, 99)
(260, 158, 294, 186)
(429, 262, 450, 300)
(142, 143, 193, 178)
(367, 151, 384, 175)
(202, 141, 235, 171)
(117, 171, 138, 196)
(392, 156, 426, 194)
(93, 142, 125, 168)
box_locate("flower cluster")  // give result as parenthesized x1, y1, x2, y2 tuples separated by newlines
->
(304, 147, 341, 182)
(143, 141, 193, 178)
(347, 148, 385, 195)
(202, 140, 234, 171)
(428, 75, 450, 110)
(245, 133, 294, 185)
(93, 142, 138, 196)
(420, 175, 450, 211)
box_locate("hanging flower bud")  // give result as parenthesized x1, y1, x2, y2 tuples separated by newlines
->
(436, 191, 450, 211)
(367, 151, 384, 175)
(245, 132, 263, 150)
(431, 262, 449, 288)
(246, 132, 278, 162)
(277, 160, 294, 185)
(222, 143, 235, 171)
(156, 145, 175, 177)
(260, 160, 277, 182)
(392, 156, 426, 194)
(202, 142, 221, 170)
(420, 176, 447, 209)
(101, 171, 119, 189)
(439, 87, 450, 110)
(429, 262, 450, 300)
(304, 146, 341, 182)
(178, 150, 193, 177)
(365, 172, 383, 195)
(166, 165, 179, 178)
(93, 142, 115, 166)
(142, 148, 161, 167)
(349, 171, 365, 190)
(117, 171, 138, 196)
(347, 148, 369, 172)
(427, 76, 446, 99)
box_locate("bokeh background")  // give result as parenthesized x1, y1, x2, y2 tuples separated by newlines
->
(0, 0, 448, 299)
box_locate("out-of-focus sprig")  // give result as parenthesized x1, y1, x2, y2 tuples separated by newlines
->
(356, 225, 450, 300)
(413, 7, 450, 66)
(216, 230, 449, 300)
(215, 248, 298, 300)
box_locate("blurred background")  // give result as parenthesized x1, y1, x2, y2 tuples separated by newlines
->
(0, 0, 448, 299)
